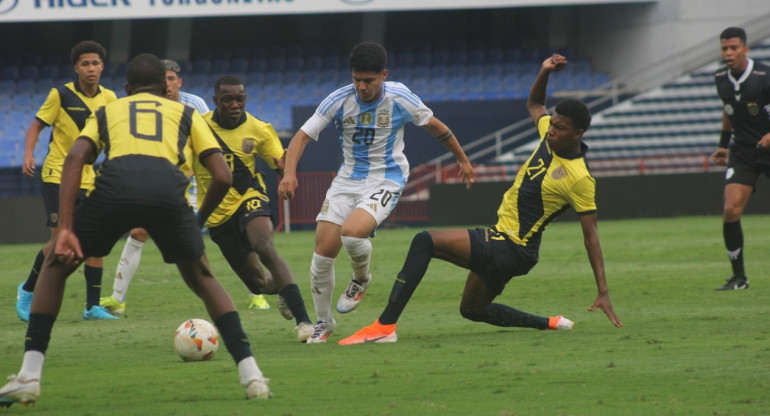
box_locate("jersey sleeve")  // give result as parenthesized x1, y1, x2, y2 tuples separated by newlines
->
(256, 122, 284, 170)
(566, 175, 598, 215)
(35, 88, 61, 126)
(78, 111, 103, 161)
(390, 82, 433, 126)
(300, 112, 331, 141)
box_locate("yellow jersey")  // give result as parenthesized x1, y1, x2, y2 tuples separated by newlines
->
(36, 81, 117, 187)
(78, 92, 221, 205)
(494, 115, 597, 252)
(195, 111, 284, 226)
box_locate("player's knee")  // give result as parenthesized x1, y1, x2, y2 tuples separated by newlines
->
(459, 305, 484, 322)
(410, 231, 435, 255)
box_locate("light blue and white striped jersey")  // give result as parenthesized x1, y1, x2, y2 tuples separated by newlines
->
(300, 81, 433, 186)
(179, 91, 210, 115)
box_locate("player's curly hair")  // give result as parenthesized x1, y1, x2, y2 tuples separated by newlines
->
(555, 98, 591, 131)
(349, 41, 387, 73)
(720, 27, 747, 44)
(70, 40, 106, 65)
(126, 53, 165, 89)
(214, 74, 244, 94)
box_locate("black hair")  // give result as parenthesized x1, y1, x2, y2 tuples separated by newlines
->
(720, 27, 747, 44)
(555, 98, 591, 131)
(126, 53, 165, 90)
(70, 40, 106, 65)
(349, 41, 387, 73)
(214, 74, 244, 94)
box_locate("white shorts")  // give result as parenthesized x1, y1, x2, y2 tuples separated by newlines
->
(316, 176, 403, 226)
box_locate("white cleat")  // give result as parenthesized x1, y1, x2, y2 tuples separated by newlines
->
(0, 374, 40, 408)
(244, 377, 271, 399)
(335, 274, 371, 313)
(306, 320, 337, 344)
(295, 321, 314, 343)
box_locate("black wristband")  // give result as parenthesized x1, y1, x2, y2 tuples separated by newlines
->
(719, 130, 732, 148)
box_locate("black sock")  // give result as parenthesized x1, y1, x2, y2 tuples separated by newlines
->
(84, 265, 103, 309)
(22, 249, 46, 292)
(380, 231, 434, 325)
(723, 220, 745, 278)
(279, 284, 311, 325)
(25, 313, 57, 353)
(465, 303, 549, 329)
(215, 311, 253, 364)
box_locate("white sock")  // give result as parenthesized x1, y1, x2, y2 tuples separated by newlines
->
(237, 356, 264, 386)
(310, 252, 336, 323)
(112, 236, 144, 302)
(341, 235, 372, 283)
(18, 351, 45, 381)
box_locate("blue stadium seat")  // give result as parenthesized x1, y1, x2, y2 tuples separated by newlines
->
(35, 78, 54, 94)
(58, 63, 73, 78)
(466, 75, 484, 94)
(16, 79, 35, 94)
(303, 55, 323, 70)
(323, 54, 344, 70)
(592, 72, 610, 88)
(11, 94, 33, 110)
(2, 65, 21, 79)
(428, 76, 449, 95)
(267, 56, 286, 71)
(302, 70, 321, 85)
(264, 71, 283, 85)
(408, 77, 429, 96)
(428, 65, 447, 79)
(192, 59, 212, 74)
(283, 70, 302, 84)
(0, 80, 15, 94)
(485, 47, 504, 64)
(258, 100, 279, 125)
(431, 50, 450, 66)
(212, 58, 230, 74)
(468, 48, 485, 65)
(286, 56, 304, 70)
(275, 106, 292, 131)
(503, 47, 522, 63)
(281, 83, 300, 101)
(19, 65, 40, 80)
(260, 84, 282, 101)
(248, 57, 268, 73)
(450, 50, 468, 65)
(39, 64, 58, 79)
(0, 154, 14, 168)
(414, 51, 431, 66)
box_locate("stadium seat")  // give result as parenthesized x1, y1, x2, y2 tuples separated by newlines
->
(19, 65, 40, 80)
(11, 95, 33, 110)
(211, 58, 230, 74)
(248, 56, 268, 72)
(192, 59, 212, 74)
(39, 64, 58, 79)
(0, 80, 15, 95)
(267, 56, 286, 71)
(2, 65, 21, 79)
(16, 79, 35, 94)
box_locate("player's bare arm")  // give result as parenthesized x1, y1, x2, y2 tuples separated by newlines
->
(579, 213, 623, 328)
(278, 129, 313, 199)
(527, 54, 568, 124)
(756, 132, 770, 150)
(421, 117, 475, 189)
(711, 112, 732, 166)
(56, 138, 94, 266)
(22, 119, 47, 178)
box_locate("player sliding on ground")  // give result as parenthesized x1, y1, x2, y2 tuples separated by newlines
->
(339, 53, 623, 345)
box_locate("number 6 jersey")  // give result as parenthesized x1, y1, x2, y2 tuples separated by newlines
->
(299, 81, 433, 187)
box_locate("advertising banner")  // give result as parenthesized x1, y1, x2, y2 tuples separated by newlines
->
(0, 0, 652, 22)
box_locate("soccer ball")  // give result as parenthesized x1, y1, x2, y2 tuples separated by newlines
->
(173, 318, 220, 362)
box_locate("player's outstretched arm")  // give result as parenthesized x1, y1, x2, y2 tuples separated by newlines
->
(56, 138, 94, 266)
(278, 129, 313, 199)
(527, 54, 568, 125)
(579, 213, 623, 328)
(422, 117, 475, 189)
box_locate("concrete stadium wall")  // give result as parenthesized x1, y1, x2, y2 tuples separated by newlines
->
(428, 172, 770, 226)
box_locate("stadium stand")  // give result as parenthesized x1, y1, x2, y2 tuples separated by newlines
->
(0, 40, 609, 167)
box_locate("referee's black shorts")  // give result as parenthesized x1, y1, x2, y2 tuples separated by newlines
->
(726, 142, 770, 188)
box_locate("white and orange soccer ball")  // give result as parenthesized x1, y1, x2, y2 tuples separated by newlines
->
(173, 318, 220, 362)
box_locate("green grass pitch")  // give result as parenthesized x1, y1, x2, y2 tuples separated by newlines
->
(1, 215, 769, 415)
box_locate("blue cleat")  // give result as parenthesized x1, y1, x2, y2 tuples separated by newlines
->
(82, 305, 119, 320)
(16, 283, 32, 323)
